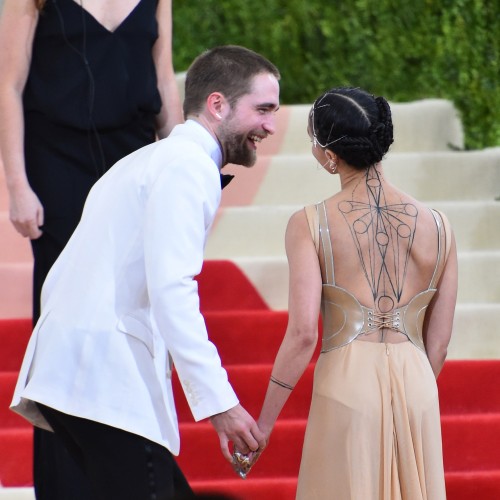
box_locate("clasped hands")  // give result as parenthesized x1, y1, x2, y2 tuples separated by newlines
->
(209, 403, 268, 479)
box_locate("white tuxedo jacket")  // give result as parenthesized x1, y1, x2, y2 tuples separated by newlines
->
(11, 120, 238, 455)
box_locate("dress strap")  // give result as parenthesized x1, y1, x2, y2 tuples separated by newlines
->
(429, 209, 452, 289)
(304, 204, 320, 254)
(303, 202, 335, 285)
(318, 202, 335, 285)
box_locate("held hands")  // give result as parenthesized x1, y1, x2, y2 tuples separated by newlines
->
(231, 417, 272, 478)
(9, 184, 44, 239)
(231, 447, 263, 479)
(210, 403, 267, 467)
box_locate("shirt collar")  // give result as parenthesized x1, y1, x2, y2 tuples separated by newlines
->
(183, 119, 223, 170)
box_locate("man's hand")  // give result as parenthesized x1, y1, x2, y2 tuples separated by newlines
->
(210, 403, 266, 462)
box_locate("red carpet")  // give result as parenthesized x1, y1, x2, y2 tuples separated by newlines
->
(1, 261, 500, 498)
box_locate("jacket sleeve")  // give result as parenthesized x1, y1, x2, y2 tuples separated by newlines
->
(143, 149, 238, 421)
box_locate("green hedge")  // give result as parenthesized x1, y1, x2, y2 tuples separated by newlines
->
(173, 0, 499, 150)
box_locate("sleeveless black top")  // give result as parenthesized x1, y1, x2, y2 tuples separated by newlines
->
(23, 0, 163, 247)
(23, 0, 162, 130)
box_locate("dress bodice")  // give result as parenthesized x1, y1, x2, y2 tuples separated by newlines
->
(305, 202, 450, 353)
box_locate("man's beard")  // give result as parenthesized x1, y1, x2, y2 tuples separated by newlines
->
(219, 124, 257, 167)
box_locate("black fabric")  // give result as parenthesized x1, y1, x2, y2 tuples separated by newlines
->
(33, 426, 94, 500)
(36, 404, 194, 500)
(24, 0, 160, 319)
(24, 2, 162, 497)
(220, 174, 235, 189)
(24, 0, 161, 130)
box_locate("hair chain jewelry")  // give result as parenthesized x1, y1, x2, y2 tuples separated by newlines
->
(270, 375, 294, 390)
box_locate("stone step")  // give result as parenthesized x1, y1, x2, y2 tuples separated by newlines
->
(206, 201, 500, 259)
(226, 252, 500, 311)
(0, 489, 34, 500)
(449, 304, 500, 359)
(0, 251, 498, 318)
(0, 259, 498, 358)
(0, 214, 32, 263)
(269, 100, 464, 155)
(0, 263, 32, 320)
(220, 149, 500, 207)
(174, 73, 464, 154)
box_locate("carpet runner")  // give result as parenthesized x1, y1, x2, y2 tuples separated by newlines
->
(1, 261, 500, 499)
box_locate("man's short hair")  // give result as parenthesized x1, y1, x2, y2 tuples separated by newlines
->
(183, 45, 280, 118)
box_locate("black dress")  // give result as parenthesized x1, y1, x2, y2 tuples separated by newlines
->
(23, 1, 161, 497)
(24, 0, 161, 319)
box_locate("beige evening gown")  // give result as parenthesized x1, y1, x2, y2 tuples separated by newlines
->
(296, 340, 446, 499)
(296, 202, 449, 499)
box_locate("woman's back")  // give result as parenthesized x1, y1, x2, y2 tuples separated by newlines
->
(322, 169, 444, 344)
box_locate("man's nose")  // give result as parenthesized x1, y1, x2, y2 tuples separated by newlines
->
(263, 114, 276, 136)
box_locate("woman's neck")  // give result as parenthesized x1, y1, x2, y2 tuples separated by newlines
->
(338, 163, 383, 191)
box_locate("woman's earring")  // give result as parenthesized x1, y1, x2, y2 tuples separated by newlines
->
(328, 159, 337, 174)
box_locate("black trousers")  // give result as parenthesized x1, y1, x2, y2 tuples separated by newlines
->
(36, 404, 194, 500)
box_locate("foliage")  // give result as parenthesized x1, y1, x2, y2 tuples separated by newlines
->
(173, 0, 499, 149)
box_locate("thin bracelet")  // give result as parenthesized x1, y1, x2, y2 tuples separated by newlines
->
(270, 375, 294, 391)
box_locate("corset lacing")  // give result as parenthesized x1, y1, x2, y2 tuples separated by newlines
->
(363, 310, 402, 335)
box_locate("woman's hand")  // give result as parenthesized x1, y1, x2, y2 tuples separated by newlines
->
(9, 184, 44, 239)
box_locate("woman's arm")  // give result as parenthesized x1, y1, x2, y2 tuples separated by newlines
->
(153, 0, 183, 139)
(423, 224, 458, 378)
(257, 209, 322, 439)
(0, 0, 43, 239)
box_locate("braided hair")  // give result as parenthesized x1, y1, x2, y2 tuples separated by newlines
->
(310, 87, 394, 169)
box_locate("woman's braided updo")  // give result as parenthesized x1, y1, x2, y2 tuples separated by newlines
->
(310, 87, 394, 169)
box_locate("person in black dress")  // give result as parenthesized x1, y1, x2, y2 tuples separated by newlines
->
(0, 0, 183, 498)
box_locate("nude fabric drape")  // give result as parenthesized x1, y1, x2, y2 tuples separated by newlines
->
(296, 340, 446, 500)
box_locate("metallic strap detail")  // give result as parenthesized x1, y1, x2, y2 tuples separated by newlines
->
(303, 202, 449, 354)
(320, 285, 436, 353)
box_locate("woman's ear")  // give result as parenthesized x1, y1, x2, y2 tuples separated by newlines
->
(325, 150, 336, 163)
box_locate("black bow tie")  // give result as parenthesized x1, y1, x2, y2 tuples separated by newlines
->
(220, 174, 235, 189)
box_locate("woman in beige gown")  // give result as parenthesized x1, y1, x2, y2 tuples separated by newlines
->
(252, 87, 458, 499)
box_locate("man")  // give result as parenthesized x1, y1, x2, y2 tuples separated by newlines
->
(11, 45, 280, 499)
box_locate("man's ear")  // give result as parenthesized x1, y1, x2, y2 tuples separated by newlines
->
(207, 92, 227, 121)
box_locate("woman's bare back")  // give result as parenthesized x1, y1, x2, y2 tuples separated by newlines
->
(324, 166, 441, 343)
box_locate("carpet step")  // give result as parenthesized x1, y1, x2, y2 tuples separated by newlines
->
(3, 320, 500, 418)
(191, 471, 500, 500)
(0, 319, 32, 371)
(0, 310, 290, 370)
(3, 303, 500, 365)
(0, 259, 271, 320)
(190, 478, 297, 500)
(3, 361, 500, 429)
(0, 429, 33, 487)
(2, 472, 500, 500)
(2, 414, 500, 488)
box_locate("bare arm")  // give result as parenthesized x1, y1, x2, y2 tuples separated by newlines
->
(257, 210, 322, 439)
(0, 0, 43, 239)
(423, 226, 458, 378)
(153, 0, 183, 139)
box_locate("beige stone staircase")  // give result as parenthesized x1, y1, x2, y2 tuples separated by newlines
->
(0, 97, 499, 498)
(203, 101, 500, 359)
